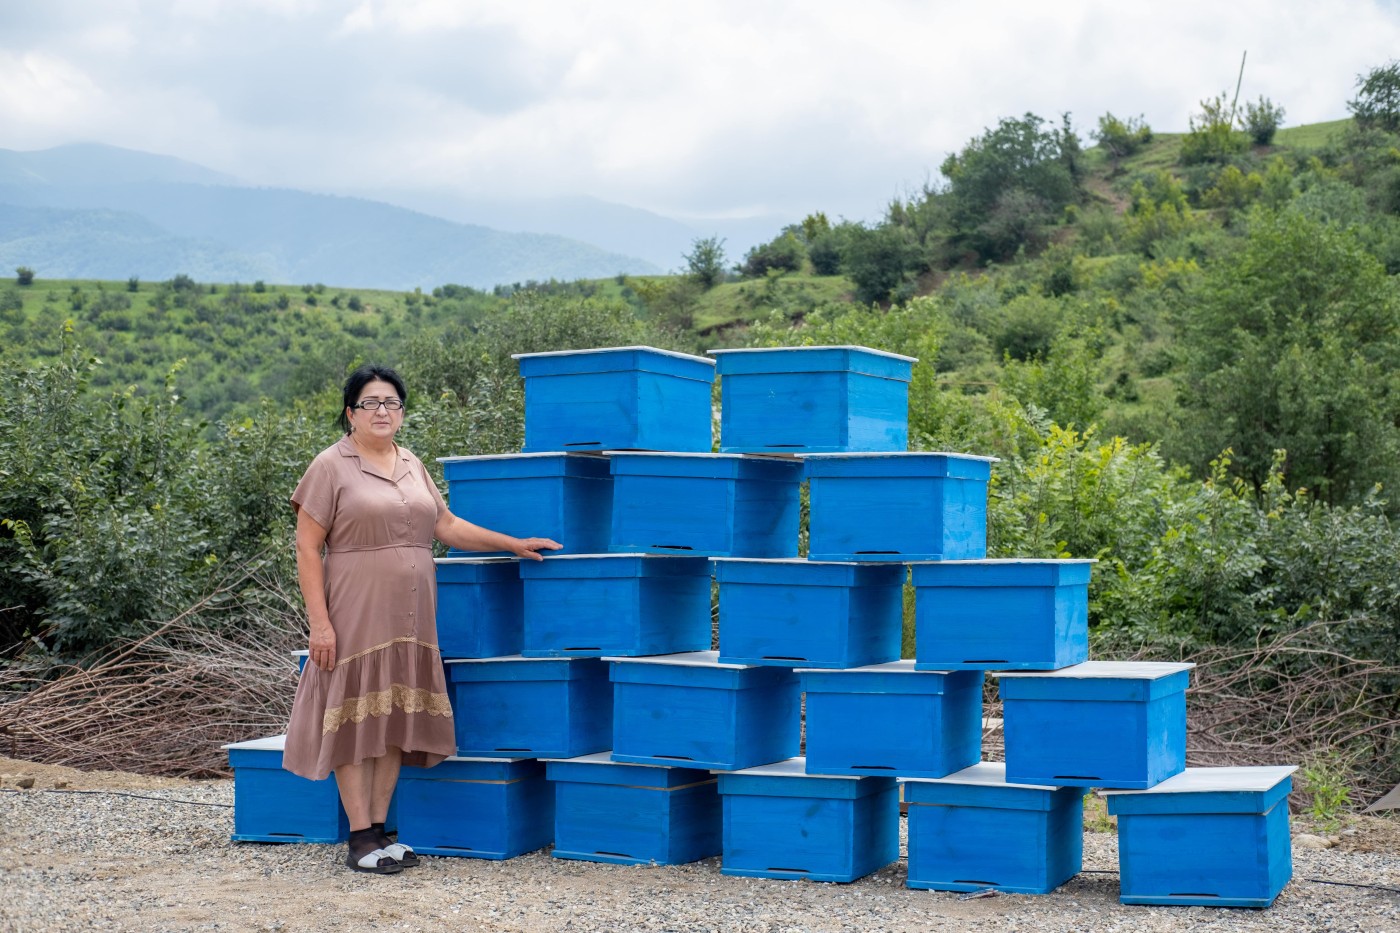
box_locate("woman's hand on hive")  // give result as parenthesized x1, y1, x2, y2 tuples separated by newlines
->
(308, 624, 337, 671)
(511, 537, 563, 561)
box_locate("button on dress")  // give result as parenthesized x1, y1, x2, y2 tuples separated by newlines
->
(282, 435, 455, 780)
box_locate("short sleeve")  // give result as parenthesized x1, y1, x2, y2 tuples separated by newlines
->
(417, 457, 449, 520)
(291, 452, 339, 530)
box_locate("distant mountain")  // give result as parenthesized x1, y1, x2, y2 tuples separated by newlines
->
(352, 189, 792, 273)
(0, 144, 661, 289)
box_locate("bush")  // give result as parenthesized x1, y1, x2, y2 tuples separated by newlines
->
(1092, 112, 1153, 160)
(1179, 94, 1249, 165)
(740, 233, 805, 277)
(15, 267, 34, 286)
(1241, 96, 1286, 145)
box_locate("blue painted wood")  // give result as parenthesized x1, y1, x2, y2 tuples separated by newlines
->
(798, 662, 982, 777)
(435, 558, 524, 659)
(716, 758, 899, 882)
(224, 735, 348, 843)
(911, 560, 1093, 671)
(518, 555, 712, 657)
(607, 453, 803, 557)
(995, 662, 1194, 788)
(293, 650, 307, 674)
(440, 453, 612, 556)
(903, 763, 1083, 894)
(708, 346, 915, 453)
(546, 752, 722, 865)
(714, 559, 905, 668)
(607, 652, 800, 770)
(513, 346, 715, 452)
(1103, 767, 1296, 907)
(444, 656, 612, 758)
(395, 756, 554, 859)
(804, 453, 993, 561)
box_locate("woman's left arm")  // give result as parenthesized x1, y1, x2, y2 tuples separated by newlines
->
(433, 511, 561, 561)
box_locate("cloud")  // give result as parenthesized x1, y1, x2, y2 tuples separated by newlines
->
(1, 0, 1399, 221)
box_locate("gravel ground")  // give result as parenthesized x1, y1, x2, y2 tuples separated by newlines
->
(1, 756, 1398, 933)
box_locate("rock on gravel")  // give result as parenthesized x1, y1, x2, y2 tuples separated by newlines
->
(1, 756, 1399, 933)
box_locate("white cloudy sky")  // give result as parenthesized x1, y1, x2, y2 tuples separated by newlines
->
(2, 0, 1398, 223)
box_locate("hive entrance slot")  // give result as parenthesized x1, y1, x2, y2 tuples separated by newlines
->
(650, 545, 694, 551)
(1172, 892, 1220, 898)
(564, 441, 603, 447)
(955, 879, 999, 886)
(596, 851, 635, 859)
(964, 659, 1008, 664)
(562, 647, 602, 651)
(655, 754, 695, 761)
(855, 550, 899, 555)
(762, 656, 808, 662)
(768, 867, 809, 874)
(496, 748, 529, 753)
(764, 445, 803, 448)
(440, 846, 479, 852)
(1053, 775, 1100, 781)
(852, 765, 895, 771)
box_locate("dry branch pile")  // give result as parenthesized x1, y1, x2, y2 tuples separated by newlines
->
(0, 566, 302, 777)
(2, 596, 1397, 809)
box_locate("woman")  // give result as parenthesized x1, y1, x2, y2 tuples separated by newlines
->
(282, 364, 560, 873)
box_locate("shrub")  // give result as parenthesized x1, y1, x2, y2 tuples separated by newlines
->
(1179, 94, 1249, 165)
(15, 267, 34, 286)
(740, 233, 804, 277)
(1092, 112, 1153, 160)
(1241, 96, 1286, 145)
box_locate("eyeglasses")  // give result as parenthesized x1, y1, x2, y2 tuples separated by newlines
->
(353, 399, 404, 411)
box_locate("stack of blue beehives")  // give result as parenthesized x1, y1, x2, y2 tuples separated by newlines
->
(225, 343, 1297, 908)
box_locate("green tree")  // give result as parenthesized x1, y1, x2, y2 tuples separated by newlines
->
(841, 223, 922, 304)
(940, 113, 1081, 260)
(15, 267, 34, 286)
(1171, 210, 1400, 504)
(683, 236, 727, 289)
(1348, 60, 1400, 133)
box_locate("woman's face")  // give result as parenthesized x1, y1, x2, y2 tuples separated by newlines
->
(346, 378, 405, 442)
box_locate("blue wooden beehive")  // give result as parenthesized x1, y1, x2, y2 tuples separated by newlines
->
(513, 346, 715, 453)
(395, 756, 554, 860)
(607, 651, 800, 771)
(797, 661, 982, 778)
(911, 559, 1094, 671)
(714, 559, 905, 668)
(607, 453, 803, 558)
(435, 557, 524, 659)
(546, 752, 722, 866)
(439, 452, 612, 556)
(1102, 766, 1296, 908)
(902, 762, 1084, 894)
(716, 758, 899, 883)
(804, 452, 994, 562)
(517, 554, 712, 657)
(444, 656, 612, 758)
(708, 346, 916, 453)
(224, 734, 348, 843)
(293, 649, 307, 673)
(995, 661, 1195, 789)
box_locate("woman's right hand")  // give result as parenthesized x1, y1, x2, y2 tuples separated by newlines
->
(309, 623, 337, 672)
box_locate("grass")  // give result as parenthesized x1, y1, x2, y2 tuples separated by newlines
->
(1274, 117, 1352, 148)
(692, 272, 853, 333)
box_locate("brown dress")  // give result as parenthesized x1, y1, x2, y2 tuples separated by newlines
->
(282, 435, 456, 780)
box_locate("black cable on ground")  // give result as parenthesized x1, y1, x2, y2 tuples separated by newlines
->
(0, 786, 233, 808)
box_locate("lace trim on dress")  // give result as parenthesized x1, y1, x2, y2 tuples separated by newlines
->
(322, 684, 454, 735)
(337, 636, 440, 666)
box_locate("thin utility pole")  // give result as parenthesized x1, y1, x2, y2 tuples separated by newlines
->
(1230, 51, 1247, 122)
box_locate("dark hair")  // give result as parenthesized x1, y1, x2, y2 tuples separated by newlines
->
(339, 364, 408, 434)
